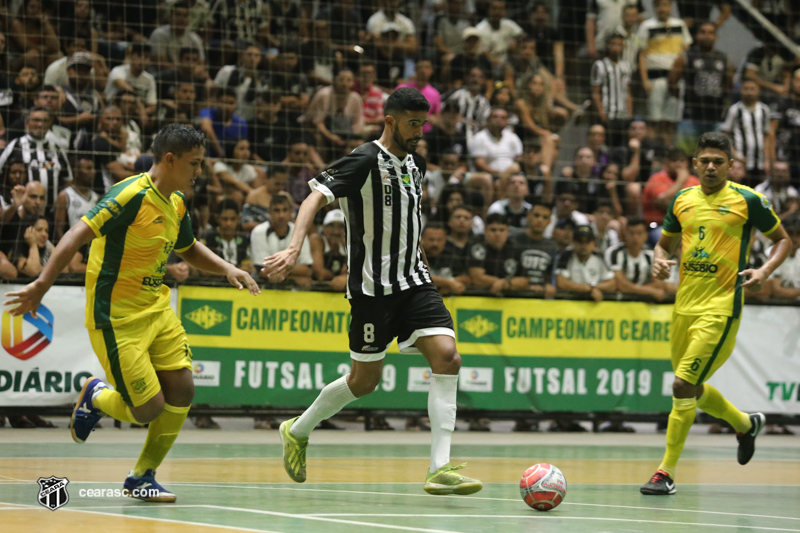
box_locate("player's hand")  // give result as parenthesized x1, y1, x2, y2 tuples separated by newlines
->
(4, 280, 47, 318)
(739, 268, 768, 292)
(262, 248, 299, 282)
(226, 266, 261, 296)
(652, 258, 676, 281)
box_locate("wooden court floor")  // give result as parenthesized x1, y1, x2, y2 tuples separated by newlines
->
(1, 424, 799, 533)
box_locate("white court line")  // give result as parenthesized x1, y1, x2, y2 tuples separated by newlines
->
(201, 504, 464, 533)
(166, 483, 800, 522)
(0, 502, 283, 533)
(296, 514, 800, 532)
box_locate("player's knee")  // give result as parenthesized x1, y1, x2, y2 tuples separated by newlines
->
(432, 348, 461, 375)
(347, 373, 382, 398)
(131, 394, 165, 424)
(672, 377, 697, 398)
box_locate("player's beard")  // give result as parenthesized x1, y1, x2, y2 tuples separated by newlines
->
(393, 128, 419, 153)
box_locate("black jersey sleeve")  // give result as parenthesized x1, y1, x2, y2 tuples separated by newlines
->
(308, 144, 374, 204)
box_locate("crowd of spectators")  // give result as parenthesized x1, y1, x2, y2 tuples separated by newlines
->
(2, 0, 800, 432)
(0, 0, 799, 301)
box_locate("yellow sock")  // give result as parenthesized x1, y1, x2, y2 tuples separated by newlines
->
(93, 387, 139, 424)
(132, 403, 190, 477)
(658, 397, 697, 478)
(697, 384, 751, 434)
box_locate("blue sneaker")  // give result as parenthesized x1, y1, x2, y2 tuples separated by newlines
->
(123, 470, 177, 503)
(70, 376, 107, 443)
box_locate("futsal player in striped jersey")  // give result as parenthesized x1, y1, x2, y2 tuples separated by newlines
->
(5, 125, 260, 502)
(641, 132, 791, 495)
(263, 88, 483, 495)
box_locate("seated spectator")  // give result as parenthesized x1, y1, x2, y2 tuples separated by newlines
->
(92, 106, 136, 193)
(515, 73, 567, 144)
(0, 158, 26, 213)
(592, 199, 622, 255)
(309, 209, 348, 282)
(422, 221, 470, 295)
(54, 156, 99, 241)
(3, 62, 42, 132)
(156, 46, 210, 105)
(9, 0, 60, 73)
(742, 42, 792, 112)
(545, 190, 591, 238)
(149, 1, 205, 71)
(202, 198, 252, 274)
(213, 138, 266, 205)
(0, 107, 72, 218)
(591, 34, 632, 150)
(488, 174, 531, 238)
(355, 61, 388, 135)
(304, 68, 364, 160)
(105, 43, 157, 117)
(396, 57, 441, 133)
(5, 85, 63, 146)
(470, 107, 523, 176)
(214, 45, 267, 122)
(510, 201, 558, 297)
(556, 225, 616, 302)
(155, 81, 200, 131)
(432, 0, 471, 68)
(468, 213, 517, 294)
(768, 215, 800, 300)
(520, 140, 554, 203)
(242, 164, 290, 232)
(301, 17, 342, 88)
(642, 148, 700, 243)
(114, 91, 145, 168)
(284, 141, 317, 206)
(266, 45, 311, 120)
(557, 147, 601, 214)
(612, 118, 666, 184)
(448, 67, 492, 135)
(0, 181, 46, 266)
(721, 79, 771, 186)
(317, 0, 362, 56)
(250, 194, 313, 286)
(475, 0, 523, 69)
(57, 0, 100, 56)
(446, 28, 493, 91)
(43, 36, 107, 92)
(605, 217, 665, 301)
(59, 52, 103, 149)
(13, 215, 53, 278)
(445, 204, 473, 268)
(200, 88, 248, 158)
(755, 161, 798, 219)
(521, 3, 564, 80)
(426, 102, 467, 167)
(552, 218, 576, 253)
(365, 0, 418, 56)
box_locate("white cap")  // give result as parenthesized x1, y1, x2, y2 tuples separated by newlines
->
(323, 209, 346, 225)
(462, 27, 481, 40)
(381, 22, 402, 34)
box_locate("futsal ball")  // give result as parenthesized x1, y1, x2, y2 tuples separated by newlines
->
(519, 463, 567, 511)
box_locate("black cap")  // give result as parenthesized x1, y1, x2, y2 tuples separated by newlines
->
(573, 225, 595, 241)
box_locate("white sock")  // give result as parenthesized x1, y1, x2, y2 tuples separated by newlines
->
(290, 374, 357, 439)
(428, 372, 458, 473)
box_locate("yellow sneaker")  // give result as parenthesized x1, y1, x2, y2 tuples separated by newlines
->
(424, 463, 483, 495)
(279, 417, 308, 482)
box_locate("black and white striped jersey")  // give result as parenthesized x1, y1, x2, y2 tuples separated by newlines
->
(309, 140, 432, 298)
(604, 244, 654, 285)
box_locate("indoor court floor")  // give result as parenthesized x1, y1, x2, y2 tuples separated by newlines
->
(1, 421, 799, 533)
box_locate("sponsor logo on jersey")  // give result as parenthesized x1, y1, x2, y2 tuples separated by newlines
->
(130, 378, 147, 394)
(683, 262, 718, 273)
(401, 173, 412, 187)
(718, 205, 730, 215)
(691, 247, 710, 259)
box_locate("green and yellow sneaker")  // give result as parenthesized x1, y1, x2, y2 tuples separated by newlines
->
(279, 417, 308, 483)
(424, 463, 483, 495)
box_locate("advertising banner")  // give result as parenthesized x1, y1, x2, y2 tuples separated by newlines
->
(0, 285, 104, 406)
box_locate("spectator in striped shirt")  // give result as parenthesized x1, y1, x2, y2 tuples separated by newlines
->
(591, 33, 632, 149)
(720, 79, 774, 186)
(605, 217, 664, 301)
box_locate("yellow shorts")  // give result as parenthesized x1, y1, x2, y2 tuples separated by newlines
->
(88, 307, 193, 407)
(671, 313, 740, 385)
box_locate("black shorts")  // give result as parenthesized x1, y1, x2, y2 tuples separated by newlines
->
(348, 284, 455, 361)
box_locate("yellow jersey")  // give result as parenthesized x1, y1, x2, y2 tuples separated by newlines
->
(81, 173, 196, 329)
(662, 181, 780, 318)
